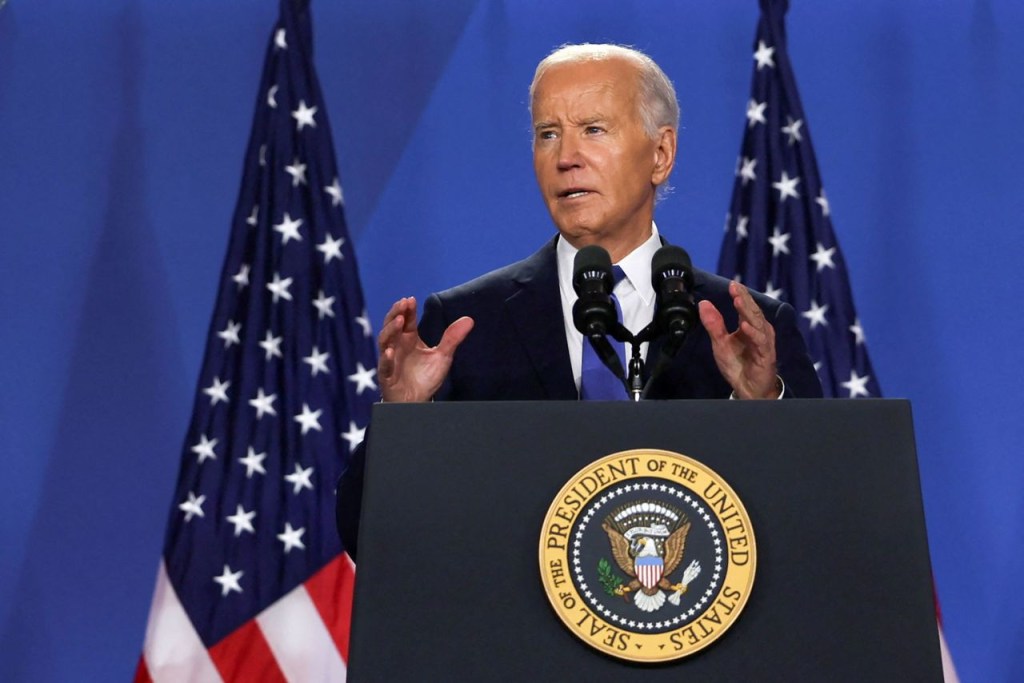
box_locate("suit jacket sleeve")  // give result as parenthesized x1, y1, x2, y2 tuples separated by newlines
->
(772, 299, 824, 398)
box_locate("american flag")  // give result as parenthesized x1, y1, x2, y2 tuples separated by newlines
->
(136, 1, 376, 680)
(717, 0, 880, 400)
(718, 2, 960, 680)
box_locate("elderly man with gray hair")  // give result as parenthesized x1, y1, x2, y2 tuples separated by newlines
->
(338, 44, 820, 553)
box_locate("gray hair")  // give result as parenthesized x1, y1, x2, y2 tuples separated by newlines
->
(528, 43, 680, 139)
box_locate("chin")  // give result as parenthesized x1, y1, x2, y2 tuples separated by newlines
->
(553, 216, 602, 242)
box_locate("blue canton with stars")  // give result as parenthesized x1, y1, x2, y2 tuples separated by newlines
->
(718, 0, 881, 400)
(160, 0, 377, 647)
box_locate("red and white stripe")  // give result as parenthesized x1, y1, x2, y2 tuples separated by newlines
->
(135, 554, 355, 683)
(635, 562, 663, 591)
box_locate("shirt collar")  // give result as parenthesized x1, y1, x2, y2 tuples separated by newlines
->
(615, 224, 660, 306)
(556, 223, 661, 306)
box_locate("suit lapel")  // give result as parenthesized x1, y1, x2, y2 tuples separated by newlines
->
(503, 239, 578, 400)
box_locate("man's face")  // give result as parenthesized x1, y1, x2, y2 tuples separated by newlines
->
(531, 58, 675, 259)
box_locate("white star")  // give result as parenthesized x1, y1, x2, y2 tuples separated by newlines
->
(772, 171, 801, 201)
(735, 215, 749, 242)
(753, 40, 775, 70)
(291, 100, 318, 131)
(232, 263, 250, 290)
(214, 565, 244, 596)
(273, 213, 303, 244)
(226, 505, 256, 536)
(355, 310, 372, 337)
(802, 300, 830, 329)
(324, 177, 344, 207)
(277, 523, 307, 553)
(239, 447, 267, 478)
(274, 28, 287, 50)
(266, 272, 294, 303)
(781, 116, 804, 145)
(768, 226, 791, 256)
(191, 436, 217, 466)
(746, 99, 767, 128)
(246, 205, 259, 227)
(179, 491, 206, 522)
(841, 370, 872, 398)
(311, 290, 335, 320)
(284, 159, 307, 187)
(347, 362, 378, 395)
(260, 330, 283, 361)
(266, 84, 278, 109)
(316, 233, 345, 263)
(249, 387, 278, 419)
(738, 156, 757, 185)
(218, 320, 241, 348)
(850, 318, 866, 345)
(294, 402, 323, 435)
(203, 377, 230, 406)
(763, 281, 783, 300)
(341, 420, 366, 453)
(303, 346, 331, 377)
(816, 189, 831, 216)
(284, 463, 314, 494)
(809, 242, 837, 272)
(814, 361, 823, 373)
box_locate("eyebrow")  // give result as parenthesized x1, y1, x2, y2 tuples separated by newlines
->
(533, 115, 608, 132)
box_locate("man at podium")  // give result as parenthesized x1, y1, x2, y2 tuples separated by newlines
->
(338, 44, 821, 553)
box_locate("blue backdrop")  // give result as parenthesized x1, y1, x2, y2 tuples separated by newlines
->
(1, 1, 1021, 681)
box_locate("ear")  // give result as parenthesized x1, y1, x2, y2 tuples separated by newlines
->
(651, 126, 677, 186)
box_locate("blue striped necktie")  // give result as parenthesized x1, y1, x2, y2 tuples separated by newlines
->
(580, 266, 627, 400)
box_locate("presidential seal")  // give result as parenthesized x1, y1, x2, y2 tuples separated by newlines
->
(539, 449, 756, 663)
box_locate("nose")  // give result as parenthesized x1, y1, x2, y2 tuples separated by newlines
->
(556, 135, 583, 171)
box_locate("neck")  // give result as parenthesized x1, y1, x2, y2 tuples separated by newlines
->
(565, 224, 653, 263)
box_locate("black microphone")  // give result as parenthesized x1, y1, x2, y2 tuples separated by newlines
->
(572, 245, 616, 337)
(651, 245, 697, 342)
(572, 245, 627, 390)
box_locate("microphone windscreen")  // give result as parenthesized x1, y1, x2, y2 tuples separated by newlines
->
(651, 245, 693, 278)
(572, 245, 613, 293)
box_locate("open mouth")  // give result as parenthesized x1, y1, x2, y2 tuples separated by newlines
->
(559, 188, 592, 199)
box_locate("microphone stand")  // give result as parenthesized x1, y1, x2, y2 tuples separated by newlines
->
(627, 343, 644, 401)
(594, 320, 692, 401)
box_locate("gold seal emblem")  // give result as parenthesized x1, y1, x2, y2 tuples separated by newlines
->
(539, 448, 756, 663)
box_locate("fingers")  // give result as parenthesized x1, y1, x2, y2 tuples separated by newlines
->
(436, 316, 475, 357)
(698, 300, 727, 341)
(729, 281, 764, 331)
(378, 297, 419, 384)
(729, 281, 775, 354)
(378, 297, 416, 348)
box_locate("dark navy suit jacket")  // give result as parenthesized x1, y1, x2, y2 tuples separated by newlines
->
(337, 237, 822, 555)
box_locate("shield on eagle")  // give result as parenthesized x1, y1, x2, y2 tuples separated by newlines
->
(634, 553, 664, 590)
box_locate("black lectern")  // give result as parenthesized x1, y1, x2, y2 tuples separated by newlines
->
(348, 400, 942, 682)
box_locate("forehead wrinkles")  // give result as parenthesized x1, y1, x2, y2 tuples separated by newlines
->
(532, 80, 632, 127)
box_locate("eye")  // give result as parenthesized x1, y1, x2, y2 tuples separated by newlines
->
(585, 125, 605, 135)
(537, 129, 558, 141)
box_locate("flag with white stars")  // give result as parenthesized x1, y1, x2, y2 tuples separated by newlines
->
(718, 0, 881, 400)
(136, 1, 376, 681)
(720, 4, 960, 681)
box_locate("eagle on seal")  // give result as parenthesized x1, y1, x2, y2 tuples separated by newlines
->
(602, 506, 699, 613)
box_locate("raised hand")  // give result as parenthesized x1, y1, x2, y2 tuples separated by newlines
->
(377, 297, 474, 402)
(697, 281, 780, 400)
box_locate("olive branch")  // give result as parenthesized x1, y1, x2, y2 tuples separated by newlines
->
(597, 558, 624, 596)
